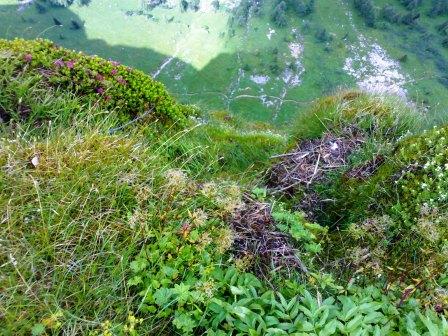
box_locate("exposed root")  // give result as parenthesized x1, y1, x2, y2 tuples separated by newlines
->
(230, 197, 307, 276)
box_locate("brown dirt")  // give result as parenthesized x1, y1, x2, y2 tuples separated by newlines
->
(266, 127, 372, 221)
(230, 197, 307, 276)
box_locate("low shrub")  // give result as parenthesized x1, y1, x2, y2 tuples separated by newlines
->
(275, 92, 419, 226)
(0, 38, 195, 125)
(127, 265, 448, 335)
(324, 125, 448, 278)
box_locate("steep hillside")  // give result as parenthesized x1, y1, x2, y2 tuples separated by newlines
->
(2, 0, 448, 125)
(1, 39, 448, 335)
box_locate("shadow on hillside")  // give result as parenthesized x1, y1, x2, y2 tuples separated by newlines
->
(0, 3, 321, 124)
(0, 3, 196, 77)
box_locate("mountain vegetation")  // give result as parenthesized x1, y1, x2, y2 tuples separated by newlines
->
(4, 0, 448, 126)
(0, 38, 448, 335)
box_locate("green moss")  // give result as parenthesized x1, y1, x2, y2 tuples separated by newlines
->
(289, 93, 341, 142)
(285, 91, 420, 225)
(317, 121, 448, 281)
(336, 124, 448, 226)
(279, 91, 448, 281)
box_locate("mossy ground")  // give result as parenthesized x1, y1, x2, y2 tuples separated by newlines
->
(272, 91, 448, 301)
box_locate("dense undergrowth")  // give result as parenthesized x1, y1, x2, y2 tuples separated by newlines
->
(0, 39, 195, 126)
(1, 39, 448, 335)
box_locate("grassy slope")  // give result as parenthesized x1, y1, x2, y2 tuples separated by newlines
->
(349, 0, 448, 124)
(0, 44, 287, 334)
(1, 39, 448, 335)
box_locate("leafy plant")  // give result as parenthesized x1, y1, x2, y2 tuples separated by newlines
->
(272, 204, 327, 254)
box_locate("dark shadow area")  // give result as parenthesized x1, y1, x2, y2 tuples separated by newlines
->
(0, 3, 195, 80)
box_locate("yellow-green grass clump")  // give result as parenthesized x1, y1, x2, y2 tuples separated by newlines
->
(0, 122, 243, 334)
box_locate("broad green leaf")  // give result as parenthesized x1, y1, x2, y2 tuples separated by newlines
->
(265, 315, 280, 327)
(363, 311, 383, 325)
(153, 287, 173, 307)
(211, 311, 226, 329)
(173, 283, 191, 303)
(277, 292, 288, 309)
(359, 302, 382, 313)
(346, 315, 363, 332)
(286, 296, 298, 312)
(298, 305, 313, 319)
(298, 320, 314, 332)
(130, 258, 148, 273)
(173, 312, 197, 333)
(419, 312, 439, 336)
(277, 322, 294, 331)
(266, 328, 289, 335)
(316, 307, 330, 328)
(232, 306, 252, 319)
(340, 306, 358, 322)
(127, 275, 142, 286)
(234, 319, 250, 332)
(319, 319, 340, 336)
(230, 286, 244, 296)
